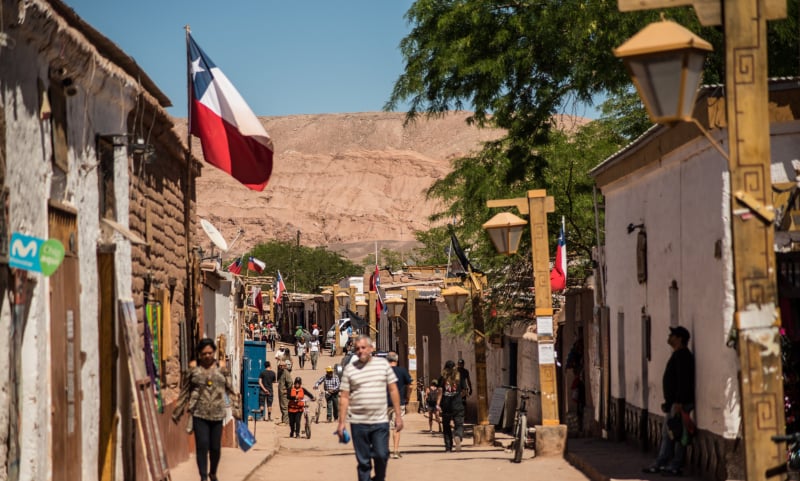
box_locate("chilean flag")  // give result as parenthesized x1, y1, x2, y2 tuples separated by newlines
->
(252, 286, 263, 314)
(550, 217, 567, 292)
(370, 265, 388, 320)
(188, 34, 274, 191)
(227, 257, 242, 275)
(275, 270, 286, 305)
(248, 256, 265, 273)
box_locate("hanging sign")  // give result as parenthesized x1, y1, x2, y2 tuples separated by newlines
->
(9, 232, 64, 276)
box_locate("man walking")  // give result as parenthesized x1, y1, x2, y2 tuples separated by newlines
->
(387, 351, 412, 459)
(314, 366, 341, 421)
(644, 326, 695, 476)
(277, 360, 294, 425)
(437, 360, 468, 452)
(257, 361, 276, 421)
(337, 335, 403, 481)
(456, 359, 473, 409)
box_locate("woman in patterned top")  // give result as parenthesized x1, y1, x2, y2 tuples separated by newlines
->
(173, 338, 241, 481)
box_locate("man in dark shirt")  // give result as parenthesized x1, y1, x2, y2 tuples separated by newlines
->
(644, 326, 695, 476)
(456, 359, 473, 408)
(387, 352, 412, 459)
(258, 361, 277, 421)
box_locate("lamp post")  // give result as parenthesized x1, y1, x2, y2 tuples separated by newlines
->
(485, 190, 565, 452)
(614, 3, 786, 477)
(442, 278, 494, 445)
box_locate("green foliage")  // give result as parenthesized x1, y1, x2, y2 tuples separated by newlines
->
(234, 241, 362, 293)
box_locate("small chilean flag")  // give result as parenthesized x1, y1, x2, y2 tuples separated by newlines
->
(188, 34, 274, 191)
(248, 256, 265, 273)
(275, 270, 286, 305)
(550, 217, 567, 292)
(227, 257, 242, 275)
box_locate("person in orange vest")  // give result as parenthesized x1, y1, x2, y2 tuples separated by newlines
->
(288, 377, 315, 438)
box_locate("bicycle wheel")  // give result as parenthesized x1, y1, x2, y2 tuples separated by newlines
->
(513, 414, 526, 463)
(315, 399, 321, 423)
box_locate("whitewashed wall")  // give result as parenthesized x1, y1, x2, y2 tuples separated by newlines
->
(602, 120, 800, 440)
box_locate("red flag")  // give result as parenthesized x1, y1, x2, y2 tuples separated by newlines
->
(370, 265, 387, 320)
(248, 256, 265, 273)
(188, 34, 274, 191)
(253, 286, 263, 314)
(227, 257, 242, 275)
(550, 219, 566, 292)
(275, 270, 286, 305)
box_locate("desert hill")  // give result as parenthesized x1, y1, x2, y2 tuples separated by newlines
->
(176, 111, 586, 261)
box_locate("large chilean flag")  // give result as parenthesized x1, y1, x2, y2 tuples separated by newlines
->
(188, 34, 274, 191)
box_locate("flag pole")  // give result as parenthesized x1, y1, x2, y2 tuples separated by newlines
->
(183, 25, 197, 348)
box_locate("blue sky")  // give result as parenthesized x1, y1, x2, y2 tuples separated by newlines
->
(65, 1, 600, 120)
(65, 1, 416, 117)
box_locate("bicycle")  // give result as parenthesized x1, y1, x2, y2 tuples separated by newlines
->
(766, 431, 800, 479)
(503, 385, 540, 463)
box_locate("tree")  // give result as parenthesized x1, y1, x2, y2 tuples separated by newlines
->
(231, 241, 362, 293)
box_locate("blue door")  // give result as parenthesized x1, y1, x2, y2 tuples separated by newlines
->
(242, 340, 267, 420)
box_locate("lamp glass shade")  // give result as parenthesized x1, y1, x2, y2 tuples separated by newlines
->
(355, 300, 368, 317)
(441, 286, 470, 314)
(483, 212, 527, 255)
(625, 49, 706, 123)
(385, 297, 406, 318)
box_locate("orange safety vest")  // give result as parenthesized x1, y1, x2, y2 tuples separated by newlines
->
(288, 387, 306, 413)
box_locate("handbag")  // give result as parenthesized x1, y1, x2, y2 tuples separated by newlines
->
(236, 420, 256, 452)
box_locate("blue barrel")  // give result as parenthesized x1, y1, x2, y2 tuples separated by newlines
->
(242, 340, 267, 420)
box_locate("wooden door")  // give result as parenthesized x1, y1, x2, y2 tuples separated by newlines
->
(98, 251, 116, 481)
(49, 205, 81, 481)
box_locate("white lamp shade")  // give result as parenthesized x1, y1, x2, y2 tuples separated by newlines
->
(441, 286, 470, 314)
(483, 212, 527, 255)
(385, 297, 406, 318)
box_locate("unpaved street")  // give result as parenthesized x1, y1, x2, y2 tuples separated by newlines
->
(248, 352, 589, 481)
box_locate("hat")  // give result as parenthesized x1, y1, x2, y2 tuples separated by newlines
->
(294, 376, 302, 384)
(430, 379, 438, 386)
(326, 366, 334, 373)
(444, 360, 455, 369)
(457, 359, 465, 365)
(669, 326, 691, 343)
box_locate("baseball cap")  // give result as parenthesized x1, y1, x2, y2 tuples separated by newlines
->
(669, 326, 691, 343)
(457, 359, 465, 365)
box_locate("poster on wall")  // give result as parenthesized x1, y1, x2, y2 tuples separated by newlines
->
(539, 343, 555, 365)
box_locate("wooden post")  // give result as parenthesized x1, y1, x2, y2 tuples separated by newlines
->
(368, 291, 377, 343)
(724, 0, 785, 476)
(471, 273, 495, 445)
(527, 190, 560, 425)
(406, 288, 419, 410)
(333, 285, 342, 355)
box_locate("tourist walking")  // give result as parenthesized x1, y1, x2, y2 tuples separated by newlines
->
(288, 377, 314, 438)
(257, 361, 276, 421)
(309, 336, 321, 370)
(437, 360, 467, 452)
(296, 338, 308, 369)
(337, 335, 403, 481)
(277, 360, 293, 425)
(457, 359, 473, 408)
(314, 366, 341, 421)
(172, 338, 241, 481)
(387, 351, 412, 458)
(425, 379, 442, 433)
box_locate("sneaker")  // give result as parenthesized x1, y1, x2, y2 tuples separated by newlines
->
(642, 466, 664, 474)
(455, 436, 462, 452)
(391, 453, 400, 459)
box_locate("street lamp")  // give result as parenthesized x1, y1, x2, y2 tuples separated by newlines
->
(441, 285, 469, 314)
(336, 291, 350, 316)
(482, 212, 527, 255)
(613, 18, 712, 124)
(614, 3, 786, 477)
(355, 299, 368, 318)
(385, 296, 406, 319)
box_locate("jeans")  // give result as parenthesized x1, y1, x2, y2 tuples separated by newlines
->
(193, 417, 223, 480)
(442, 410, 464, 451)
(289, 411, 303, 436)
(326, 393, 340, 420)
(654, 404, 694, 470)
(350, 422, 390, 481)
(310, 351, 319, 370)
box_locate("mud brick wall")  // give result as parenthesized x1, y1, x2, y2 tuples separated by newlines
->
(129, 119, 198, 406)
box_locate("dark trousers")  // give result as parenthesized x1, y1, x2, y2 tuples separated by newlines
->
(442, 409, 464, 451)
(193, 417, 223, 479)
(289, 411, 303, 436)
(326, 393, 340, 420)
(351, 422, 390, 481)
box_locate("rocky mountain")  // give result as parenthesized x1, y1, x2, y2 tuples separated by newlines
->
(175, 111, 586, 261)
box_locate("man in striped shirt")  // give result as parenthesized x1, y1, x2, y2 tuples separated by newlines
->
(337, 335, 403, 481)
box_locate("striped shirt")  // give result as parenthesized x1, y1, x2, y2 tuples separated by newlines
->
(341, 357, 397, 424)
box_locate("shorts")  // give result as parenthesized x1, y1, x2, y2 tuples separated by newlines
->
(259, 393, 274, 407)
(388, 404, 406, 429)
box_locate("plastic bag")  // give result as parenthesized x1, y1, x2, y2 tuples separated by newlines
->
(236, 420, 256, 452)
